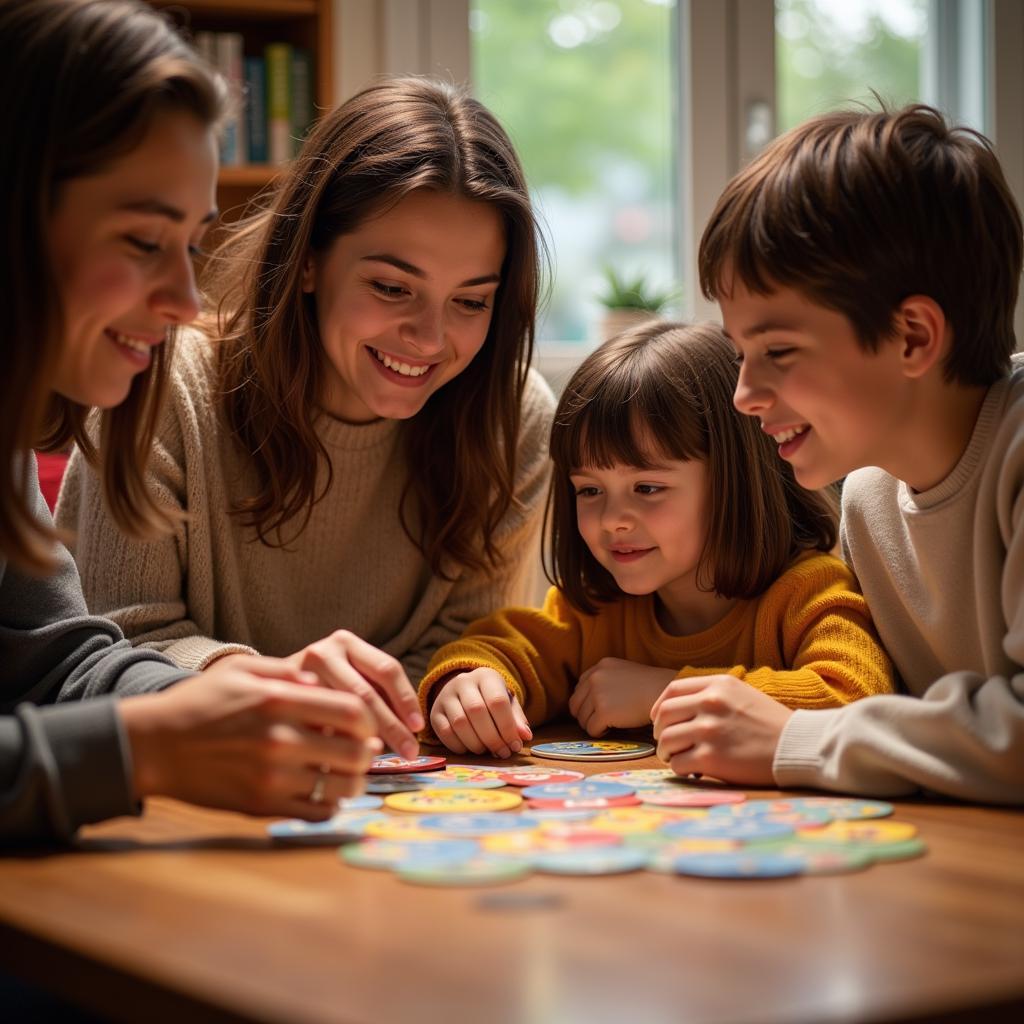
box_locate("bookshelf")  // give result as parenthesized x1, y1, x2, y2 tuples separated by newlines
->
(149, 0, 334, 219)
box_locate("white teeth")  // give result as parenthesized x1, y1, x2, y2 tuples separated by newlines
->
(772, 425, 808, 444)
(111, 331, 149, 353)
(372, 348, 430, 378)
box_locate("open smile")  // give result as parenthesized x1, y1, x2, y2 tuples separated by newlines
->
(368, 346, 435, 379)
(609, 547, 655, 563)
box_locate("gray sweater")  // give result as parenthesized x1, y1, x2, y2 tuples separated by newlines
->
(1, 457, 189, 843)
(774, 357, 1024, 804)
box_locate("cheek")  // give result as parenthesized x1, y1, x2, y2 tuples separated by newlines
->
(63, 256, 144, 323)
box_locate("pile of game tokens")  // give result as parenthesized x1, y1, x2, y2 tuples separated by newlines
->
(268, 753, 927, 886)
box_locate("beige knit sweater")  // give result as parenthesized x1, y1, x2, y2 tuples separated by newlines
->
(56, 332, 556, 682)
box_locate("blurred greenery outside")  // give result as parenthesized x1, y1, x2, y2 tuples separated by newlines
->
(470, 0, 927, 344)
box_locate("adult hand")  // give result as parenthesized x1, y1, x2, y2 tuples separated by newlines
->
(429, 668, 532, 758)
(568, 658, 677, 736)
(650, 674, 792, 786)
(120, 655, 382, 820)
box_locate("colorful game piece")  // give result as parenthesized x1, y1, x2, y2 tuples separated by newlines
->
(587, 808, 666, 834)
(800, 819, 917, 845)
(749, 841, 873, 875)
(588, 769, 679, 789)
(398, 857, 531, 887)
(267, 810, 387, 843)
(533, 846, 650, 875)
(363, 816, 438, 841)
(385, 788, 523, 813)
(664, 850, 806, 879)
(442, 765, 509, 780)
(364, 776, 428, 794)
(341, 837, 478, 870)
(368, 754, 447, 774)
(792, 798, 895, 820)
(417, 813, 540, 837)
(639, 788, 747, 808)
(529, 740, 655, 761)
(520, 780, 636, 801)
(662, 817, 794, 842)
(337, 795, 385, 810)
(708, 802, 832, 829)
(519, 808, 597, 823)
(645, 837, 743, 870)
(496, 767, 586, 786)
(408, 772, 507, 790)
(845, 838, 927, 862)
(526, 794, 642, 811)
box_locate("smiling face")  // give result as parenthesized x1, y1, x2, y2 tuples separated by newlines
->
(720, 279, 908, 490)
(47, 109, 218, 409)
(302, 190, 506, 423)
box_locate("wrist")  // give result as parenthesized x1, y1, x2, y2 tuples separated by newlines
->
(119, 692, 174, 799)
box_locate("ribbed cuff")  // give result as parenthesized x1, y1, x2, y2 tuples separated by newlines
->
(164, 637, 258, 672)
(772, 707, 839, 789)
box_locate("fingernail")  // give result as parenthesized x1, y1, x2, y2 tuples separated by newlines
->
(367, 737, 384, 754)
(498, 747, 511, 759)
(510, 741, 522, 753)
(409, 712, 425, 732)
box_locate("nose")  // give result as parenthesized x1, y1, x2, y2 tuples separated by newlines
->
(599, 493, 633, 533)
(400, 303, 445, 355)
(733, 357, 773, 417)
(150, 248, 201, 325)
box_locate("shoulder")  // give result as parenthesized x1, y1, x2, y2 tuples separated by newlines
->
(160, 328, 222, 430)
(521, 367, 557, 431)
(764, 550, 860, 603)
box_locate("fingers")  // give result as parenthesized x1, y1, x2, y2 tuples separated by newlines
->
(430, 708, 468, 754)
(338, 632, 425, 733)
(272, 722, 378, 778)
(567, 668, 592, 719)
(431, 674, 517, 757)
(267, 684, 379, 741)
(650, 676, 707, 719)
(510, 695, 533, 742)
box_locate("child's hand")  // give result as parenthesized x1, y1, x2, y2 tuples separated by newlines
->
(429, 669, 533, 758)
(569, 658, 678, 736)
(650, 674, 792, 785)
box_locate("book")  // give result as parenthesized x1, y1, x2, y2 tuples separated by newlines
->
(215, 32, 247, 166)
(244, 56, 268, 164)
(265, 42, 292, 166)
(289, 48, 314, 157)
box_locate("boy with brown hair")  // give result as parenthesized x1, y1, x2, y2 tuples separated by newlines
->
(652, 104, 1024, 804)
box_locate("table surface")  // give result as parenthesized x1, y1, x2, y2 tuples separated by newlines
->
(2, 734, 1023, 1024)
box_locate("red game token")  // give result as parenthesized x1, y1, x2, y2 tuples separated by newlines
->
(526, 794, 642, 810)
(497, 768, 585, 787)
(368, 754, 447, 775)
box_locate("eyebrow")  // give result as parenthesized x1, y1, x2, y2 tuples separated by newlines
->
(724, 319, 801, 341)
(362, 253, 501, 287)
(117, 199, 218, 225)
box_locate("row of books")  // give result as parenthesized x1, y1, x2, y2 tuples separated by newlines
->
(195, 32, 314, 167)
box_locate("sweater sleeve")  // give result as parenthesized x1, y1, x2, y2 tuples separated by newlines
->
(669, 554, 895, 709)
(55, 352, 257, 672)
(400, 369, 557, 683)
(774, 481, 1024, 806)
(418, 586, 587, 733)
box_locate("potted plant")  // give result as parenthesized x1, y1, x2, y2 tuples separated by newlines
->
(597, 267, 673, 342)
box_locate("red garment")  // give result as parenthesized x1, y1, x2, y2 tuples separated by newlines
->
(36, 452, 70, 513)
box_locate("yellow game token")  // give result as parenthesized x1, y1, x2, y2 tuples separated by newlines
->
(363, 817, 438, 841)
(588, 808, 666, 834)
(384, 788, 523, 813)
(801, 819, 918, 845)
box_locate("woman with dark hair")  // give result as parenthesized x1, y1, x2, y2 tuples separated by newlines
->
(59, 76, 556, 740)
(1, 0, 396, 843)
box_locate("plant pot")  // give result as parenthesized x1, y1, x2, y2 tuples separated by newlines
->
(599, 308, 661, 343)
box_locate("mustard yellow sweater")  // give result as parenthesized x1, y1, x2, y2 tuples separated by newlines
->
(419, 551, 894, 728)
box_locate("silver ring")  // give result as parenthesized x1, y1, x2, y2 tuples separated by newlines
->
(309, 772, 328, 804)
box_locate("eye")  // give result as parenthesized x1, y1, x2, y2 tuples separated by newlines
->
(188, 243, 206, 259)
(573, 485, 601, 498)
(456, 297, 490, 313)
(766, 347, 796, 361)
(370, 281, 408, 299)
(635, 483, 663, 495)
(126, 236, 161, 255)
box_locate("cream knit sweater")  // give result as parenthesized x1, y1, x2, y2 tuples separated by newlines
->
(56, 332, 556, 682)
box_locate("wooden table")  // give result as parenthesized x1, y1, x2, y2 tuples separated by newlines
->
(2, 736, 1022, 1024)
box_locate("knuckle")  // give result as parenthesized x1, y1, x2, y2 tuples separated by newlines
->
(331, 629, 355, 646)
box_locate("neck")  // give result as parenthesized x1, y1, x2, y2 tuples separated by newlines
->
(655, 579, 737, 636)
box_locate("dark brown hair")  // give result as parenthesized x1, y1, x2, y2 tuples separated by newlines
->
(546, 321, 838, 615)
(206, 76, 542, 577)
(699, 103, 1023, 387)
(0, 0, 224, 573)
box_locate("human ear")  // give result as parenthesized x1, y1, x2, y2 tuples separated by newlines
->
(894, 295, 948, 380)
(300, 254, 316, 294)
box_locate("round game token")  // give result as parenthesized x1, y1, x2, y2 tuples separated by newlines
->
(408, 772, 507, 790)
(398, 856, 531, 887)
(482, 829, 620, 857)
(588, 769, 679, 789)
(801, 819, 917, 845)
(519, 808, 597, 823)
(529, 740, 655, 761)
(368, 754, 447, 775)
(364, 776, 429, 794)
(645, 838, 743, 871)
(442, 765, 508, 780)
(666, 850, 805, 879)
(639, 788, 747, 808)
(385, 788, 522, 813)
(750, 841, 873, 875)
(337, 795, 385, 810)
(520, 780, 635, 801)
(497, 767, 586, 786)
(587, 808, 666, 834)
(708, 803, 832, 829)
(795, 798, 894, 820)
(527, 794, 642, 811)
(363, 816, 438, 841)
(417, 812, 539, 837)
(533, 846, 650, 875)
(267, 810, 387, 843)
(847, 838, 927, 862)
(662, 817, 794, 842)
(341, 837, 478, 870)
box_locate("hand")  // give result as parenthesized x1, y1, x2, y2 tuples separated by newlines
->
(568, 658, 677, 736)
(429, 668, 533, 758)
(650, 674, 793, 786)
(120, 655, 383, 820)
(284, 630, 423, 760)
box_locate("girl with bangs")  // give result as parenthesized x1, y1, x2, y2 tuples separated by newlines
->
(57, 77, 555, 757)
(418, 321, 894, 760)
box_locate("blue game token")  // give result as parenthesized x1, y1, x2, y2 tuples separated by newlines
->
(365, 776, 429, 794)
(338, 795, 385, 810)
(417, 813, 540, 837)
(665, 851, 806, 879)
(409, 773, 506, 790)
(520, 780, 636, 801)
(661, 817, 795, 842)
(530, 740, 655, 761)
(533, 846, 650, 875)
(340, 837, 479, 870)
(520, 809, 598, 823)
(268, 810, 387, 843)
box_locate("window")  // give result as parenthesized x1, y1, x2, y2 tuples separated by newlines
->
(471, 0, 678, 345)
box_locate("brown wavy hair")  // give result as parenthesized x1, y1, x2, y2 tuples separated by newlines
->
(0, 0, 224, 573)
(546, 321, 838, 615)
(699, 103, 1023, 388)
(206, 77, 542, 577)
